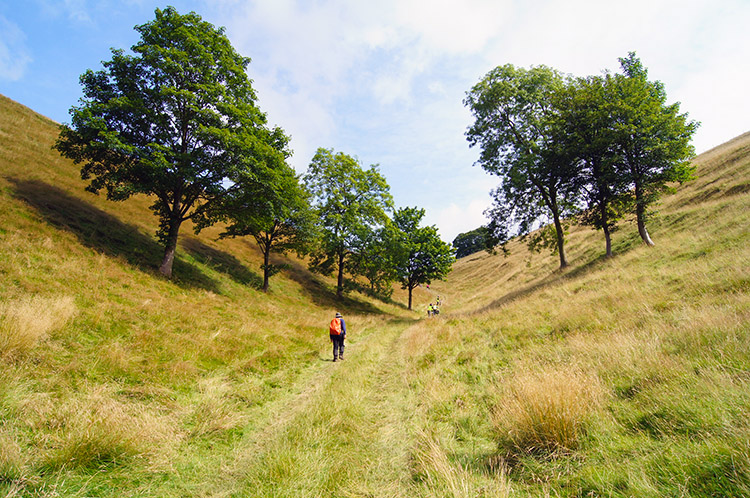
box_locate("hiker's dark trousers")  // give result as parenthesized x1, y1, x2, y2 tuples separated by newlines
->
(330, 334, 345, 360)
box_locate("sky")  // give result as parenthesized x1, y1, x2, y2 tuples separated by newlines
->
(1, 0, 749, 243)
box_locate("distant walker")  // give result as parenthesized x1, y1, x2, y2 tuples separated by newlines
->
(329, 312, 346, 361)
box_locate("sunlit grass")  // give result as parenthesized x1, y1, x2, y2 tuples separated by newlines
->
(0, 295, 76, 357)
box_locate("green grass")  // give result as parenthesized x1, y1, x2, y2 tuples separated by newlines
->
(1, 92, 750, 496)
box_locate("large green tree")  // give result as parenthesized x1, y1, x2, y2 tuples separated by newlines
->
(609, 53, 699, 246)
(217, 166, 316, 292)
(388, 207, 454, 310)
(465, 64, 579, 269)
(54, 7, 288, 277)
(561, 75, 632, 257)
(303, 148, 393, 299)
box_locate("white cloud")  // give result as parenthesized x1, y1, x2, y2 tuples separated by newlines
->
(394, 0, 512, 54)
(0, 16, 31, 81)
(207, 0, 750, 237)
(426, 197, 491, 243)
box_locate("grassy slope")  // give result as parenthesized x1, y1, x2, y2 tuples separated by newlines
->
(1, 92, 749, 497)
(423, 131, 750, 496)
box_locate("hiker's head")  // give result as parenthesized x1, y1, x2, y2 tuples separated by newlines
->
(335, 312, 342, 318)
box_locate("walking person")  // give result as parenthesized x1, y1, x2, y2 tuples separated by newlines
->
(329, 312, 346, 361)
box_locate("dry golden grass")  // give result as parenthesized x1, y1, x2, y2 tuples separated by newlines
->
(0, 295, 76, 357)
(188, 375, 248, 437)
(493, 366, 606, 456)
(0, 427, 25, 481)
(413, 431, 511, 498)
(26, 386, 180, 471)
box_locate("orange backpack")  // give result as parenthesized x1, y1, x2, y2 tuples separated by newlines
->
(329, 318, 342, 335)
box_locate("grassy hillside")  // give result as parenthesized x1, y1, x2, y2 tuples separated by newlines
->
(1, 92, 749, 497)
(423, 131, 750, 496)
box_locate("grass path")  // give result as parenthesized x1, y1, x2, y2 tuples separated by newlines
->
(211, 316, 422, 497)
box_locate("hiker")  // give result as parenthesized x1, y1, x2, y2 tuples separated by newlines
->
(427, 303, 434, 317)
(329, 312, 346, 361)
(436, 296, 441, 307)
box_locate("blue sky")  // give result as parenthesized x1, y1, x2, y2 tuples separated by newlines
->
(2, 0, 748, 242)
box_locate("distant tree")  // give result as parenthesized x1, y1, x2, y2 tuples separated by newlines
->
(465, 64, 579, 269)
(217, 166, 316, 292)
(609, 53, 699, 246)
(452, 226, 489, 258)
(388, 207, 454, 310)
(54, 7, 288, 278)
(303, 148, 393, 300)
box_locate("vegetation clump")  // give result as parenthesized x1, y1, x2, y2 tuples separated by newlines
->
(493, 367, 605, 457)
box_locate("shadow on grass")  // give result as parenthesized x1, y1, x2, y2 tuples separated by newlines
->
(181, 236, 264, 290)
(8, 178, 219, 292)
(280, 259, 382, 314)
(470, 252, 617, 316)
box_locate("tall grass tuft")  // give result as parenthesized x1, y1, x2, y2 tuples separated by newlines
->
(188, 375, 247, 437)
(40, 387, 178, 471)
(413, 431, 511, 498)
(0, 295, 76, 357)
(494, 366, 605, 456)
(0, 427, 25, 482)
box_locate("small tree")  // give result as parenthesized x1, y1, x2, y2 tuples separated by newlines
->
(610, 53, 699, 246)
(218, 166, 315, 292)
(465, 64, 579, 269)
(54, 7, 288, 277)
(303, 148, 393, 299)
(389, 207, 454, 310)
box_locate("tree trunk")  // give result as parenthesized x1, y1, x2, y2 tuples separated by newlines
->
(336, 251, 345, 300)
(262, 248, 270, 293)
(599, 199, 613, 258)
(634, 184, 655, 246)
(603, 224, 612, 258)
(552, 210, 568, 269)
(159, 217, 182, 278)
(408, 284, 413, 310)
(636, 204, 655, 246)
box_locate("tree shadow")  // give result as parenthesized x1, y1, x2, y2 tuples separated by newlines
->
(8, 178, 219, 292)
(280, 259, 382, 314)
(180, 236, 264, 290)
(469, 253, 613, 316)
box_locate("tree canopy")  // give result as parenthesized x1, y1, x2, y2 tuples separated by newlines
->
(217, 165, 316, 292)
(452, 226, 489, 259)
(466, 54, 698, 263)
(54, 7, 288, 278)
(388, 207, 454, 310)
(465, 64, 579, 268)
(303, 147, 393, 299)
(608, 53, 699, 246)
